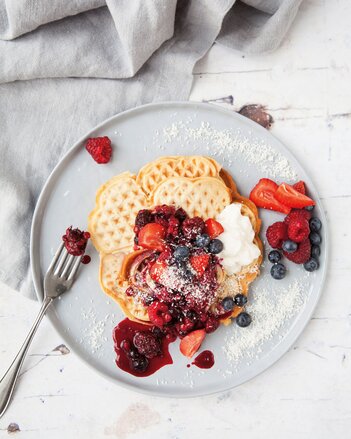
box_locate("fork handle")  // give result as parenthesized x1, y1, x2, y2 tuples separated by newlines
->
(0, 296, 53, 418)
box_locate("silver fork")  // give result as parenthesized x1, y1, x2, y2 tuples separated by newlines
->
(0, 243, 82, 418)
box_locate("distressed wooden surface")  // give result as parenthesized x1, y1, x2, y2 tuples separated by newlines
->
(1, 1, 350, 437)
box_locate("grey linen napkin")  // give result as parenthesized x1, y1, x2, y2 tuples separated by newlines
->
(0, 0, 302, 298)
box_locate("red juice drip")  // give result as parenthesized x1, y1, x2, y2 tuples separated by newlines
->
(113, 318, 173, 377)
(192, 350, 215, 369)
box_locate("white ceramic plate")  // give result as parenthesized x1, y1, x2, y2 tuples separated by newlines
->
(31, 102, 328, 397)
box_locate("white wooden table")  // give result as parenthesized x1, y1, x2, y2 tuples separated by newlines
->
(1, 1, 350, 437)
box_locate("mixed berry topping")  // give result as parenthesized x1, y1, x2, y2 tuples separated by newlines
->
(62, 227, 90, 257)
(85, 136, 112, 164)
(260, 179, 322, 277)
(115, 204, 253, 372)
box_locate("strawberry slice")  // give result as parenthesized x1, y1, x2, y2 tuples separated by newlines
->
(138, 223, 166, 252)
(275, 183, 315, 208)
(179, 329, 206, 358)
(293, 180, 306, 195)
(190, 254, 210, 277)
(149, 259, 168, 283)
(250, 178, 291, 214)
(205, 218, 224, 238)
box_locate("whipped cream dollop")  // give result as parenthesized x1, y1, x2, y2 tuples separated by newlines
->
(216, 203, 260, 275)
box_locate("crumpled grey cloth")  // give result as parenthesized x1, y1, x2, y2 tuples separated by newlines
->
(0, 0, 303, 298)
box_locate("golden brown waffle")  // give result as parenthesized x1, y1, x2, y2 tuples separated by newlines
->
(88, 172, 149, 254)
(99, 252, 150, 323)
(150, 176, 232, 218)
(137, 155, 221, 194)
(91, 157, 263, 325)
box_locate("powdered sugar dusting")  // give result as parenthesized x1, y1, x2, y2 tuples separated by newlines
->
(224, 280, 307, 366)
(153, 120, 297, 181)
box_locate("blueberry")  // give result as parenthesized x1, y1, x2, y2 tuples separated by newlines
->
(282, 240, 298, 253)
(305, 205, 315, 212)
(174, 245, 190, 261)
(195, 233, 211, 248)
(310, 232, 322, 245)
(234, 294, 248, 307)
(268, 250, 281, 263)
(270, 263, 286, 280)
(310, 217, 322, 232)
(209, 239, 224, 254)
(131, 355, 149, 372)
(303, 257, 319, 272)
(221, 297, 235, 311)
(236, 312, 252, 327)
(311, 245, 321, 258)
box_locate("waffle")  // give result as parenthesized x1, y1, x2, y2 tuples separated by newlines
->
(150, 176, 232, 219)
(90, 157, 262, 325)
(99, 251, 150, 323)
(88, 172, 149, 254)
(137, 155, 221, 194)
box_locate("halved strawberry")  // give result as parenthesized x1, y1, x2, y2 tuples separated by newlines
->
(138, 223, 166, 252)
(293, 180, 306, 195)
(190, 254, 210, 277)
(205, 218, 224, 239)
(275, 183, 315, 208)
(250, 178, 291, 214)
(150, 259, 168, 283)
(179, 329, 206, 358)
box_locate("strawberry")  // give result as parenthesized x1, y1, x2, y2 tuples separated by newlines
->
(266, 221, 288, 249)
(275, 183, 315, 208)
(138, 223, 166, 252)
(205, 218, 224, 239)
(250, 178, 291, 214)
(284, 238, 311, 264)
(190, 254, 210, 277)
(293, 181, 306, 195)
(288, 218, 310, 243)
(284, 209, 312, 225)
(150, 259, 168, 283)
(85, 136, 112, 164)
(179, 329, 206, 358)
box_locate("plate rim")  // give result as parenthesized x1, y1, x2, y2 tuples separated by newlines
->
(30, 101, 329, 397)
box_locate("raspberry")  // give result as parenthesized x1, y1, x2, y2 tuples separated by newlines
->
(288, 218, 310, 243)
(133, 332, 161, 358)
(148, 301, 172, 327)
(284, 238, 311, 264)
(266, 222, 288, 249)
(284, 209, 311, 226)
(182, 217, 205, 240)
(205, 316, 220, 333)
(85, 136, 112, 164)
(62, 226, 89, 256)
(167, 216, 180, 237)
(135, 209, 153, 230)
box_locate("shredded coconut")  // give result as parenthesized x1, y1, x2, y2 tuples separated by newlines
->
(153, 120, 297, 181)
(223, 280, 307, 366)
(81, 307, 109, 354)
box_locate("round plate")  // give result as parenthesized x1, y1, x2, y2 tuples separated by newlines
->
(31, 102, 328, 397)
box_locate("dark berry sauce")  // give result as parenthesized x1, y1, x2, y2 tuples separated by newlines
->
(192, 350, 215, 369)
(113, 318, 173, 377)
